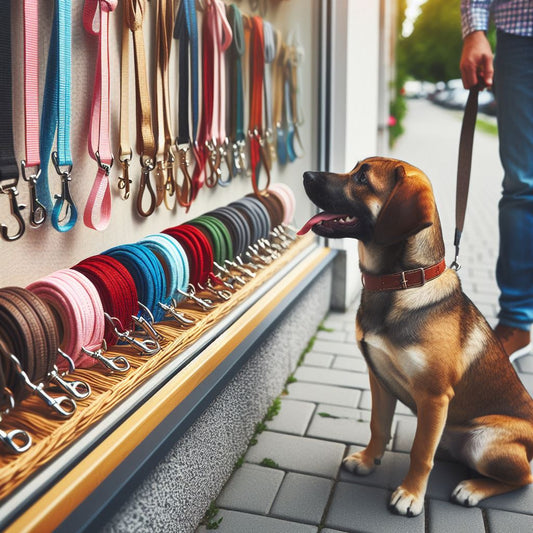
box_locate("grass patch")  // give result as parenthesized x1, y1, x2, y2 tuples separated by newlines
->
(260, 457, 280, 469)
(265, 397, 282, 421)
(199, 502, 223, 530)
(318, 412, 339, 419)
(476, 117, 498, 136)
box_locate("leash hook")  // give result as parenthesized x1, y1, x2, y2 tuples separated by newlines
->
(51, 151, 77, 226)
(21, 160, 47, 226)
(0, 183, 26, 241)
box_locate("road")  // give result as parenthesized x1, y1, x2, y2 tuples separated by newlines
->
(388, 98, 502, 321)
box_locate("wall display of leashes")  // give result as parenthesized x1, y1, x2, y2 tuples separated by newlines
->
(0, 183, 307, 498)
(0, 0, 304, 239)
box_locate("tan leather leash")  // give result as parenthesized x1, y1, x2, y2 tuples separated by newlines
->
(118, 4, 133, 200)
(124, 0, 158, 217)
(153, 0, 177, 210)
(451, 86, 480, 270)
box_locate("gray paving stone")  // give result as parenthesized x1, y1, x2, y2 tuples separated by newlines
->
(315, 403, 372, 422)
(339, 447, 409, 489)
(325, 312, 355, 324)
(426, 459, 471, 501)
(321, 529, 349, 533)
(306, 412, 372, 445)
(518, 372, 533, 396)
(392, 418, 417, 453)
(216, 463, 285, 515)
(358, 389, 414, 416)
(196, 509, 317, 533)
(270, 472, 334, 525)
(285, 382, 361, 407)
(312, 339, 362, 358)
(303, 351, 335, 368)
(266, 399, 315, 436)
(332, 356, 368, 373)
(244, 431, 345, 479)
(485, 508, 533, 532)
(325, 482, 425, 533)
(478, 481, 533, 515)
(316, 329, 349, 342)
(294, 366, 370, 390)
(516, 354, 533, 374)
(428, 499, 485, 533)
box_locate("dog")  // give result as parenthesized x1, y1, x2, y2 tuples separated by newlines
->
(298, 156, 533, 516)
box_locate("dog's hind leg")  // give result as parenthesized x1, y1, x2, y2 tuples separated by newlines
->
(343, 369, 396, 475)
(451, 419, 533, 506)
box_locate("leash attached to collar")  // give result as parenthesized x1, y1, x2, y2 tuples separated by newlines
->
(451, 86, 480, 270)
(361, 259, 446, 292)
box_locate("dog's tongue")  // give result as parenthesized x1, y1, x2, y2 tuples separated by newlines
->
(297, 212, 345, 235)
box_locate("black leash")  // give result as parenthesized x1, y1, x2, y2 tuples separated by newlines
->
(451, 86, 480, 270)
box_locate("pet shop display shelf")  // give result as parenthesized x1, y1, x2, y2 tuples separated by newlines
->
(0, 237, 335, 533)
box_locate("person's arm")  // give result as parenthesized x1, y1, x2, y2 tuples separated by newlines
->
(459, 0, 494, 88)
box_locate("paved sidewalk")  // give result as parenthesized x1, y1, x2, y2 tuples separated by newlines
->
(196, 101, 533, 532)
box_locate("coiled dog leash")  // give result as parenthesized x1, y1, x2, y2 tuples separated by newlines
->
(451, 85, 480, 270)
(82, 0, 118, 230)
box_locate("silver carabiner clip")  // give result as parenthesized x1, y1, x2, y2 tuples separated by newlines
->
(0, 181, 26, 241)
(177, 285, 214, 310)
(10, 354, 77, 418)
(159, 301, 196, 326)
(48, 366, 91, 400)
(81, 342, 132, 371)
(0, 427, 32, 454)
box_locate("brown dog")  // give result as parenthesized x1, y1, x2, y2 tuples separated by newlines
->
(298, 157, 533, 516)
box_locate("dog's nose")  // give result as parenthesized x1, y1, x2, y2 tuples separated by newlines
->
(303, 171, 319, 183)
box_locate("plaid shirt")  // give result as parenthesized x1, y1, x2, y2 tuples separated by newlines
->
(461, 0, 533, 38)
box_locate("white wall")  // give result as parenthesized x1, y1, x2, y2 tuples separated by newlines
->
(328, 0, 383, 310)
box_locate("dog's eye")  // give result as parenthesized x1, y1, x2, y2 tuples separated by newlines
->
(355, 172, 368, 185)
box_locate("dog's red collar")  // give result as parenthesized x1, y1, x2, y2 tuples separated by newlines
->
(361, 259, 446, 292)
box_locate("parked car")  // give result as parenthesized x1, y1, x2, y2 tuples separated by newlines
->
(432, 78, 495, 112)
(403, 80, 436, 99)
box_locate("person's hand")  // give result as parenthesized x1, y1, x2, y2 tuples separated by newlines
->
(460, 30, 494, 89)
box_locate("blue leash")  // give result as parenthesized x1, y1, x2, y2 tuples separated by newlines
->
(38, 0, 77, 232)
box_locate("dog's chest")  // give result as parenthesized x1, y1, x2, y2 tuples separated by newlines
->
(361, 332, 426, 410)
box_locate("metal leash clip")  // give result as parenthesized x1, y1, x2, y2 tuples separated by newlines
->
(82, 339, 132, 371)
(132, 302, 164, 342)
(159, 299, 196, 326)
(0, 178, 26, 242)
(177, 285, 214, 311)
(10, 354, 77, 418)
(21, 160, 46, 227)
(0, 389, 32, 453)
(104, 313, 160, 358)
(214, 261, 246, 287)
(47, 351, 91, 400)
(198, 278, 233, 301)
(51, 151, 77, 227)
(225, 259, 256, 279)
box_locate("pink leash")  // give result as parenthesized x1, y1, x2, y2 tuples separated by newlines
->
(82, 0, 118, 231)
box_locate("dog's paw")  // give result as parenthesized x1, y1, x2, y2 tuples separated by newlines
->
(342, 451, 377, 476)
(451, 480, 483, 507)
(389, 486, 424, 517)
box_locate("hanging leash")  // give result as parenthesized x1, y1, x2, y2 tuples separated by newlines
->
(173, 0, 198, 208)
(124, 0, 158, 217)
(450, 85, 480, 270)
(153, 0, 177, 210)
(83, 0, 118, 231)
(226, 4, 247, 178)
(21, 0, 46, 228)
(0, 0, 26, 242)
(39, 0, 78, 233)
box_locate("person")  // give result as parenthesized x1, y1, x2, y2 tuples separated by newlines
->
(460, 0, 533, 361)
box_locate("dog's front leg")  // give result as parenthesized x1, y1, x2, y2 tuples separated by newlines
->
(390, 392, 450, 517)
(343, 369, 396, 475)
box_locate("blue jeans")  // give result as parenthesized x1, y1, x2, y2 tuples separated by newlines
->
(494, 31, 533, 330)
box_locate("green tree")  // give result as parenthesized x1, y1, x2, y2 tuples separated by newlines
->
(399, 0, 462, 82)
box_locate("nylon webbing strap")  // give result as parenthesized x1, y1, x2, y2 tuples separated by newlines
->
(451, 86, 480, 269)
(0, 0, 26, 242)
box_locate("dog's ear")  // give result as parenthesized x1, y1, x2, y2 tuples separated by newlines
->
(373, 165, 434, 246)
